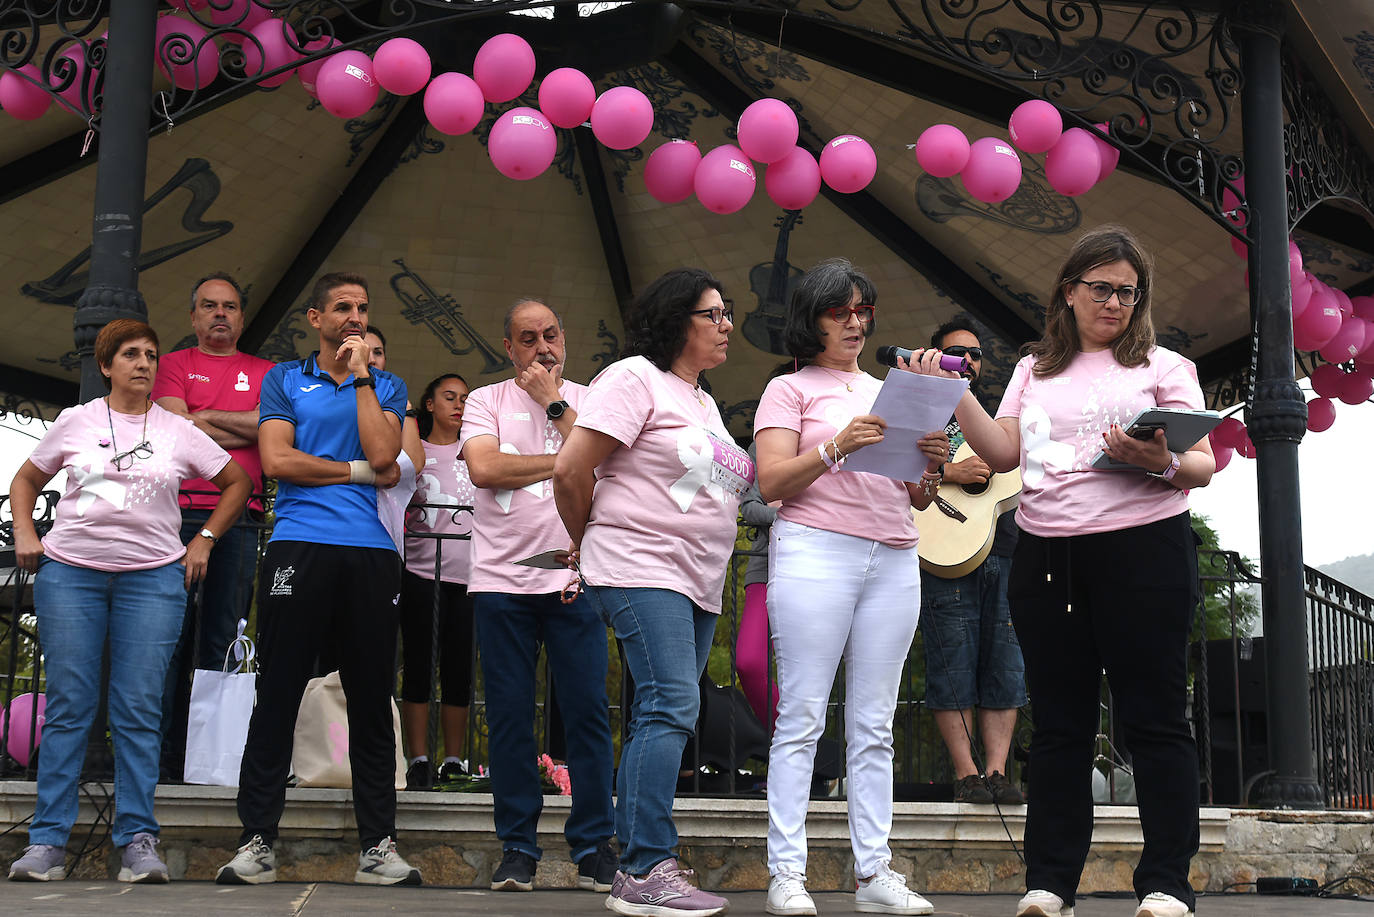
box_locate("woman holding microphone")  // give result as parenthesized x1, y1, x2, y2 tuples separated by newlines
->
(908, 225, 1213, 917)
(755, 258, 947, 917)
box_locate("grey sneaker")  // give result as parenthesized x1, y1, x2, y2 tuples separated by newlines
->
(117, 833, 168, 884)
(355, 837, 421, 886)
(8, 844, 66, 881)
(215, 835, 277, 885)
(606, 857, 729, 916)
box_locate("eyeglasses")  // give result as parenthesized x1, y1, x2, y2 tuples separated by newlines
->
(1075, 280, 1142, 307)
(690, 300, 735, 325)
(825, 303, 876, 324)
(942, 345, 983, 361)
(112, 441, 154, 471)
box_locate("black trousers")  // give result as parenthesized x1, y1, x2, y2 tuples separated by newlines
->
(236, 541, 401, 851)
(1010, 512, 1200, 909)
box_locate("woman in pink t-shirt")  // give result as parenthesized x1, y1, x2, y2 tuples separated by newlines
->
(7, 320, 250, 885)
(398, 373, 477, 788)
(554, 268, 749, 917)
(755, 258, 948, 917)
(909, 226, 1215, 917)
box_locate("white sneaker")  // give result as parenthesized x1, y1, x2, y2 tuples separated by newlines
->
(767, 871, 816, 916)
(215, 835, 276, 885)
(1016, 889, 1074, 916)
(1136, 892, 1194, 917)
(355, 837, 422, 886)
(855, 863, 934, 915)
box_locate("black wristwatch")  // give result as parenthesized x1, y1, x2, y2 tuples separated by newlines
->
(546, 400, 569, 420)
(354, 374, 376, 389)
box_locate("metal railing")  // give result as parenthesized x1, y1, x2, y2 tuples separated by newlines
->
(4, 495, 1373, 811)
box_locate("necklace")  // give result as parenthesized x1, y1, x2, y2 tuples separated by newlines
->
(106, 396, 151, 469)
(815, 365, 861, 392)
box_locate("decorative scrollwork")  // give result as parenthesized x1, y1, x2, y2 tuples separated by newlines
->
(1282, 52, 1374, 231)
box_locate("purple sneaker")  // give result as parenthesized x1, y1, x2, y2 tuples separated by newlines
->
(605, 858, 729, 916)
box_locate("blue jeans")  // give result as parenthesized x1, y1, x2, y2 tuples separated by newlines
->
(30, 557, 187, 847)
(920, 554, 1028, 711)
(473, 591, 615, 862)
(585, 586, 716, 876)
(161, 509, 260, 770)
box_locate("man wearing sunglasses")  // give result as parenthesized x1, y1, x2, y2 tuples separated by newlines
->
(919, 319, 1028, 807)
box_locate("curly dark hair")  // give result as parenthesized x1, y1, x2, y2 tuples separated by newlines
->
(930, 316, 981, 350)
(783, 258, 877, 366)
(623, 268, 725, 372)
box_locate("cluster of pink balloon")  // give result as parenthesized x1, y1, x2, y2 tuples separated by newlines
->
(914, 100, 1118, 203)
(0, 42, 102, 119)
(0, 692, 45, 768)
(643, 98, 876, 215)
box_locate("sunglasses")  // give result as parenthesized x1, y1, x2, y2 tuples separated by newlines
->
(942, 345, 982, 361)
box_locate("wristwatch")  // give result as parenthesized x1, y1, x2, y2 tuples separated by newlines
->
(198, 528, 218, 545)
(354, 374, 376, 389)
(546, 400, 569, 420)
(1147, 451, 1181, 482)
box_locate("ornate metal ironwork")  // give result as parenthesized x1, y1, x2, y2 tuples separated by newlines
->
(1282, 51, 1374, 231)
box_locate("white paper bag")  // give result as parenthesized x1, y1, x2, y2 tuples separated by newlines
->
(291, 670, 407, 791)
(183, 619, 256, 787)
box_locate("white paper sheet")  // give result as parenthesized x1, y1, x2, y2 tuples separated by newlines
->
(842, 370, 968, 482)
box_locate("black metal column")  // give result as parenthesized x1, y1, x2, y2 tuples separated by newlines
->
(1235, 1, 1323, 809)
(71, 0, 157, 403)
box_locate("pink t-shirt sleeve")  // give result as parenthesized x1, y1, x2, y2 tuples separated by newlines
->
(150, 350, 189, 403)
(28, 408, 75, 476)
(576, 365, 652, 446)
(1155, 356, 1204, 410)
(183, 419, 234, 482)
(995, 356, 1033, 420)
(457, 385, 498, 454)
(754, 376, 802, 433)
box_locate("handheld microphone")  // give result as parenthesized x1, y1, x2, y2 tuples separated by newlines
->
(875, 345, 969, 375)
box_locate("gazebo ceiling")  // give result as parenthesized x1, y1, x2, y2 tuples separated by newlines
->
(1, 0, 1371, 439)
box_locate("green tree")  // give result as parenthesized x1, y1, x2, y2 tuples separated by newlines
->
(1191, 513, 1261, 640)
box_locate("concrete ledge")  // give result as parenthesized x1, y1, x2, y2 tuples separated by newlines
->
(0, 781, 1361, 892)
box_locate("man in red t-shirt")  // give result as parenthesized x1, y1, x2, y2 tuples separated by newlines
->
(153, 271, 275, 781)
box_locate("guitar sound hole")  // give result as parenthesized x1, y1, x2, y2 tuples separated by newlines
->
(963, 480, 989, 496)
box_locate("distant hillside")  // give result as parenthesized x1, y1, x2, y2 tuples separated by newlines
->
(1319, 552, 1374, 599)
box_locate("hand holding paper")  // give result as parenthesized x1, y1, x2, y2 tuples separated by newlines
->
(843, 371, 968, 481)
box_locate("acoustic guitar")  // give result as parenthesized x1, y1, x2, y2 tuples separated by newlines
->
(912, 442, 1022, 579)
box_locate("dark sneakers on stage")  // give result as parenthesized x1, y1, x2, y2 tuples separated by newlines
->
(577, 837, 619, 892)
(405, 759, 435, 790)
(986, 771, 1026, 805)
(953, 773, 995, 804)
(491, 848, 536, 891)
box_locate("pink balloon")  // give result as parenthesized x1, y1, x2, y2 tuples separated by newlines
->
(738, 98, 799, 164)
(1291, 271, 1313, 320)
(1212, 416, 1245, 450)
(1306, 397, 1336, 433)
(538, 67, 595, 129)
(1338, 371, 1374, 406)
(820, 134, 876, 194)
(315, 50, 378, 119)
(488, 107, 556, 180)
(1288, 239, 1303, 281)
(1331, 286, 1354, 319)
(1212, 443, 1234, 472)
(0, 693, 45, 768)
(48, 44, 97, 115)
(1320, 315, 1367, 365)
(373, 37, 431, 96)
(693, 145, 756, 215)
(1355, 318, 1374, 361)
(1229, 235, 1248, 259)
(1007, 100, 1062, 154)
(242, 17, 300, 88)
(296, 37, 339, 97)
(473, 33, 535, 104)
(765, 146, 822, 210)
(915, 124, 971, 178)
(1236, 429, 1257, 459)
(210, 0, 272, 43)
(1092, 122, 1120, 183)
(960, 137, 1022, 203)
(0, 64, 52, 120)
(591, 86, 654, 150)
(643, 140, 702, 204)
(1045, 127, 1102, 196)
(1310, 362, 1345, 399)
(1293, 284, 1342, 352)
(1352, 295, 1374, 321)
(168, 0, 209, 9)
(1354, 357, 1374, 379)
(423, 72, 484, 135)
(155, 15, 219, 91)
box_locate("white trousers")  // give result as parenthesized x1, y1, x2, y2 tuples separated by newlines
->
(765, 518, 922, 878)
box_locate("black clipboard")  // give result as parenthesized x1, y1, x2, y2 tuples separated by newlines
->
(1090, 407, 1222, 470)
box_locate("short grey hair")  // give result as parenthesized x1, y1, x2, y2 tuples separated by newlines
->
(503, 297, 563, 339)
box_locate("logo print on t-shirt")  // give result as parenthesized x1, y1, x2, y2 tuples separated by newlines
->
(670, 427, 727, 512)
(300, 384, 323, 393)
(270, 565, 295, 596)
(235, 371, 250, 392)
(69, 449, 127, 515)
(1021, 404, 1075, 487)
(493, 442, 545, 512)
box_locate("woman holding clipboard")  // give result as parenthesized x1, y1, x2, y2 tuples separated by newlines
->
(907, 225, 1214, 917)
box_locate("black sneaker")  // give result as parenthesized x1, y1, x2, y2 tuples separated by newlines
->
(576, 838, 618, 892)
(490, 849, 536, 891)
(436, 760, 468, 784)
(405, 760, 434, 791)
(953, 773, 994, 804)
(986, 770, 1026, 805)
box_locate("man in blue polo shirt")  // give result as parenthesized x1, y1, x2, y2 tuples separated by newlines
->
(216, 271, 421, 887)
